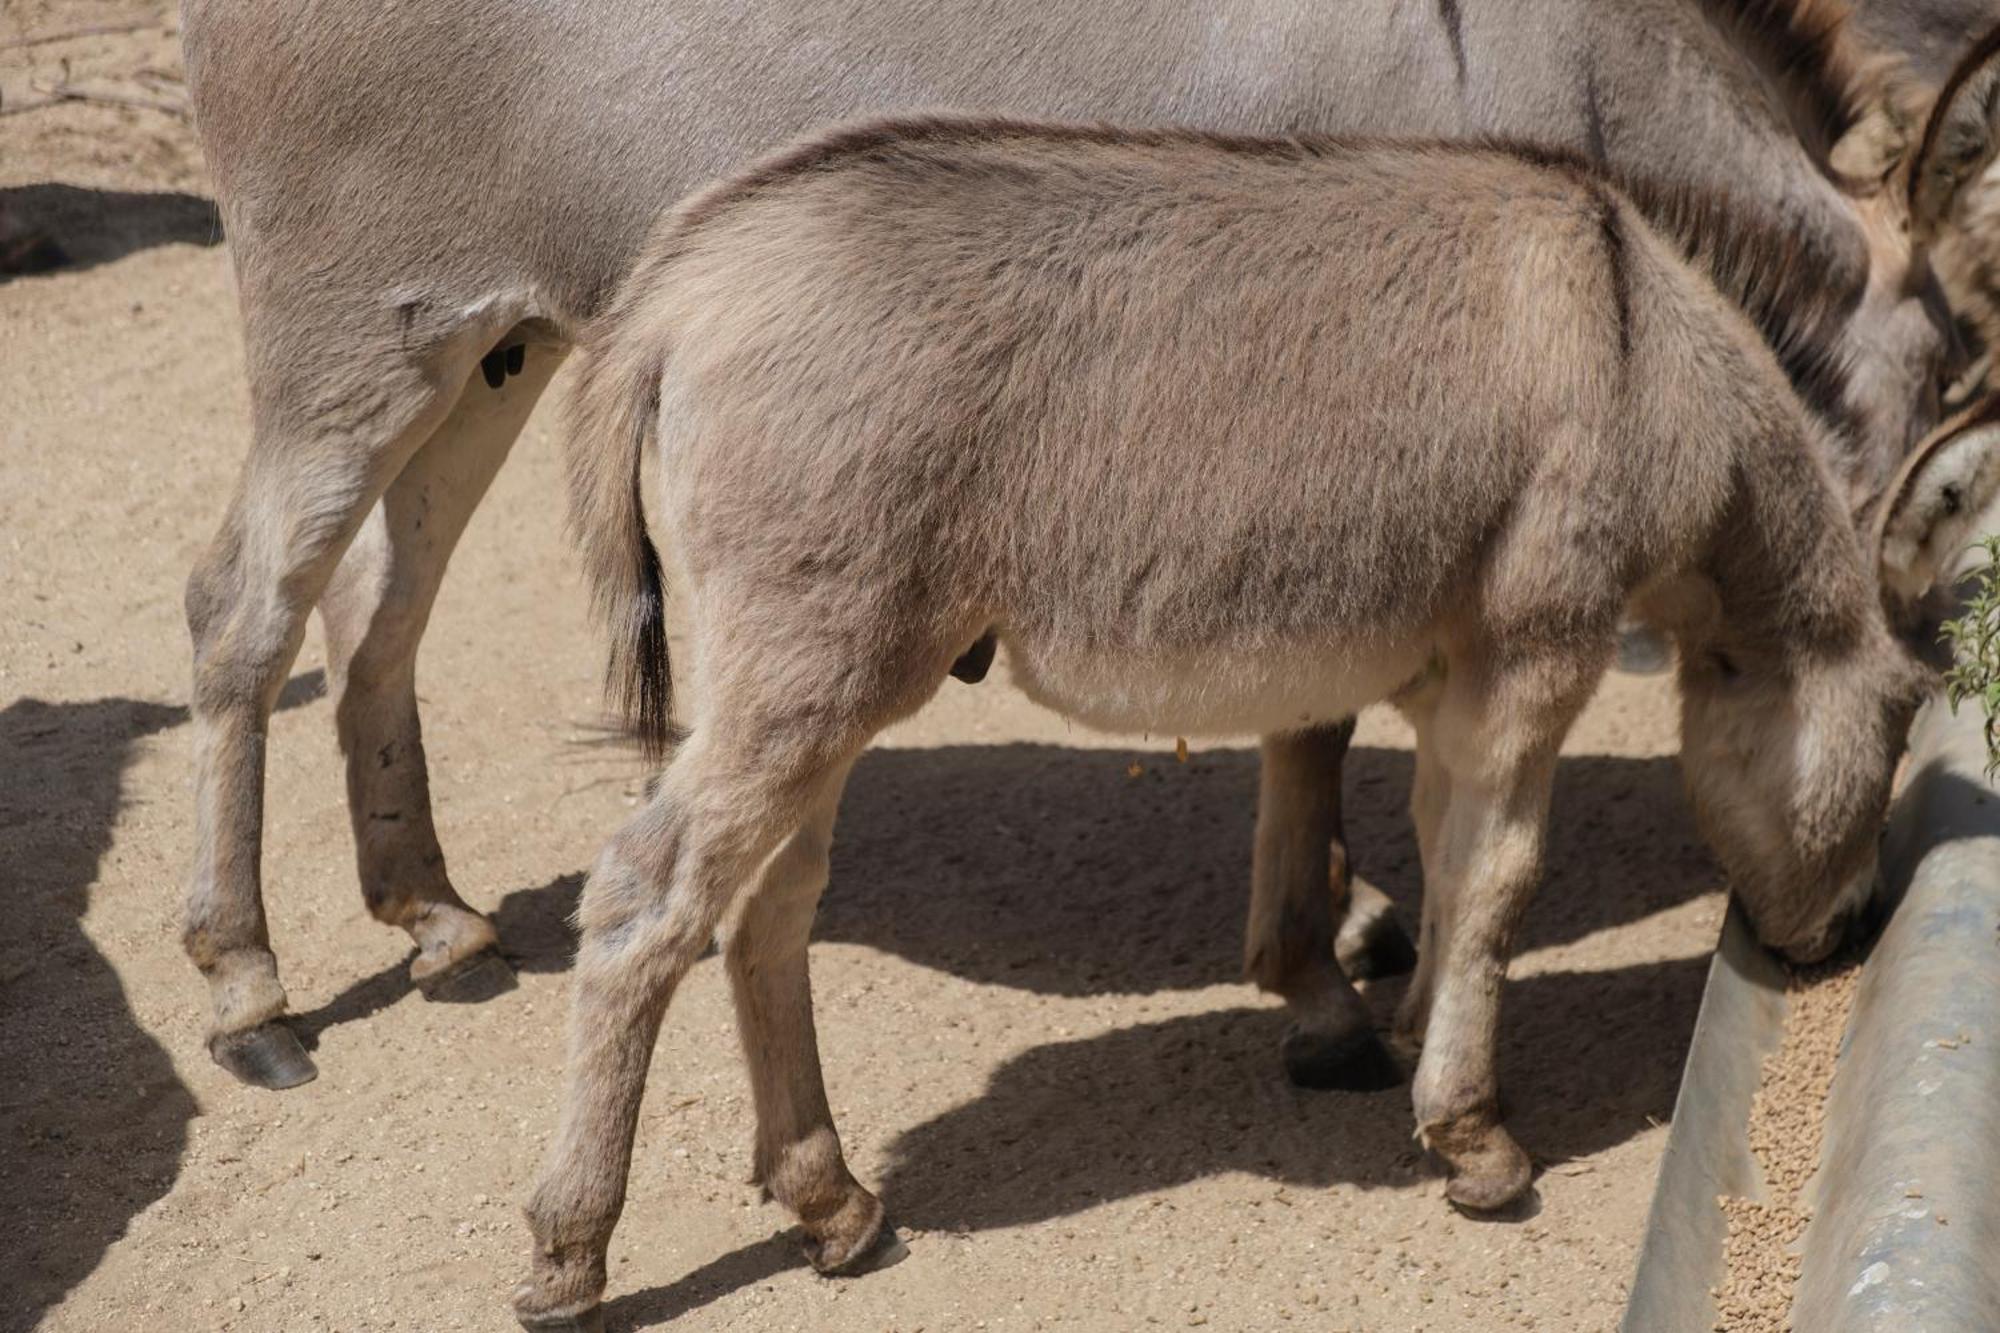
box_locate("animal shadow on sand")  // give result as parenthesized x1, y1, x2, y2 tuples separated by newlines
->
(492, 740, 1715, 994)
(0, 671, 319, 1333)
(0, 184, 220, 282)
(498, 739, 1715, 1330)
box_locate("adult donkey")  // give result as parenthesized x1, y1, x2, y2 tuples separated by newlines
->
(181, 0, 1992, 1088)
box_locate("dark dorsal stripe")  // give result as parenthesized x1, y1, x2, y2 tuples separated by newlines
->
(1486, 137, 1862, 439)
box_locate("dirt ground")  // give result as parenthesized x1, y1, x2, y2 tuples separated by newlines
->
(2, 7, 1727, 1331)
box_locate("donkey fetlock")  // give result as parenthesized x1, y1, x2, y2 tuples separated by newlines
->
(1277, 977, 1403, 1092)
(514, 1200, 612, 1333)
(186, 942, 314, 1088)
(404, 901, 513, 1002)
(762, 1131, 906, 1275)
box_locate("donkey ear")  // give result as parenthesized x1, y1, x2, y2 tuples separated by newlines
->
(1876, 400, 2000, 605)
(1908, 27, 2000, 251)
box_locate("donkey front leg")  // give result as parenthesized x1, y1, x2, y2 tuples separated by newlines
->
(517, 732, 864, 1331)
(1246, 726, 1400, 1090)
(722, 760, 901, 1274)
(318, 345, 560, 1000)
(1252, 723, 1416, 997)
(1405, 656, 1593, 1212)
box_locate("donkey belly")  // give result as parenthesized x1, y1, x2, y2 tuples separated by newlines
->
(1001, 632, 1435, 737)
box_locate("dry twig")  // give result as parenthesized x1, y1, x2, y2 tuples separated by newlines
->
(0, 79, 187, 119)
(0, 20, 165, 52)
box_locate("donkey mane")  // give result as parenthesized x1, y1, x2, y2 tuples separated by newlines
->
(1701, 0, 1916, 162)
(1610, 166, 1860, 437)
(666, 114, 1863, 454)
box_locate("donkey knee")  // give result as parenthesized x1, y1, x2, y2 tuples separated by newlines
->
(183, 537, 237, 659)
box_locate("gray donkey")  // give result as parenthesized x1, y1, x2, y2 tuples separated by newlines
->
(510, 118, 2000, 1330)
(181, 0, 1995, 1091)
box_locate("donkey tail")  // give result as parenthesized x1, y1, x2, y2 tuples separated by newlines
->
(565, 324, 673, 757)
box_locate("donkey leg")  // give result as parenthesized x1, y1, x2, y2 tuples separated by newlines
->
(1393, 696, 1454, 1058)
(318, 345, 561, 999)
(1337, 876, 1419, 981)
(517, 726, 865, 1329)
(185, 307, 507, 1088)
(1408, 657, 1593, 1212)
(1256, 723, 1416, 991)
(720, 760, 903, 1274)
(1247, 728, 1400, 1090)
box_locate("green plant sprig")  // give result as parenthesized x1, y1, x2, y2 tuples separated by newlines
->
(1939, 533, 2000, 778)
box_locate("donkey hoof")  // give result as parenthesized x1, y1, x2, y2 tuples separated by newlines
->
(840, 1221, 911, 1276)
(514, 1307, 605, 1333)
(1282, 1025, 1404, 1091)
(808, 1207, 908, 1277)
(210, 1021, 318, 1090)
(416, 948, 518, 1004)
(1436, 1134, 1535, 1214)
(1337, 912, 1418, 981)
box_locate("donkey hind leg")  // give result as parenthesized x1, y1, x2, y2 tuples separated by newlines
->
(318, 344, 561, 1002)
(517, 725, 868, 1330)
(723, 759, 907, 1275)
(1406, 654, 1594, 1212)
(186, 311, 513, 1089)
(1392, 684, 1454, 1059)
(1246, 726, 1401, 1090)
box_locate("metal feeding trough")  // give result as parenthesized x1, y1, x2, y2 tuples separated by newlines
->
(1624, 699, 2000, 1330)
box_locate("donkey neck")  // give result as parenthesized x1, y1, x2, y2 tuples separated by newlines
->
(1709, 418, 1878, 656)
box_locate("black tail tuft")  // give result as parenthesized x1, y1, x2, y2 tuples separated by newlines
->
(610, 467, 674, 758)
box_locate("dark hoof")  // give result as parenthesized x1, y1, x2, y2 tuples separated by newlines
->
(1448, 1181, 1542, 1221)
(825, 1218, 910, 1277)
(1339, 913, 1418, 982)
(210, 1021, 318, 1090)
(416, 948, 518, 1004)
(515, 1307, 605, 1333)
(1282, 1026, 1404, 1091)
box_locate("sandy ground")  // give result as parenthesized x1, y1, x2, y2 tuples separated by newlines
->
(2, 7, 1727, 1330)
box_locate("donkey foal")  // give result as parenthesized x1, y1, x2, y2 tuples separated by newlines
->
(517, 117, 1991, 1328)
